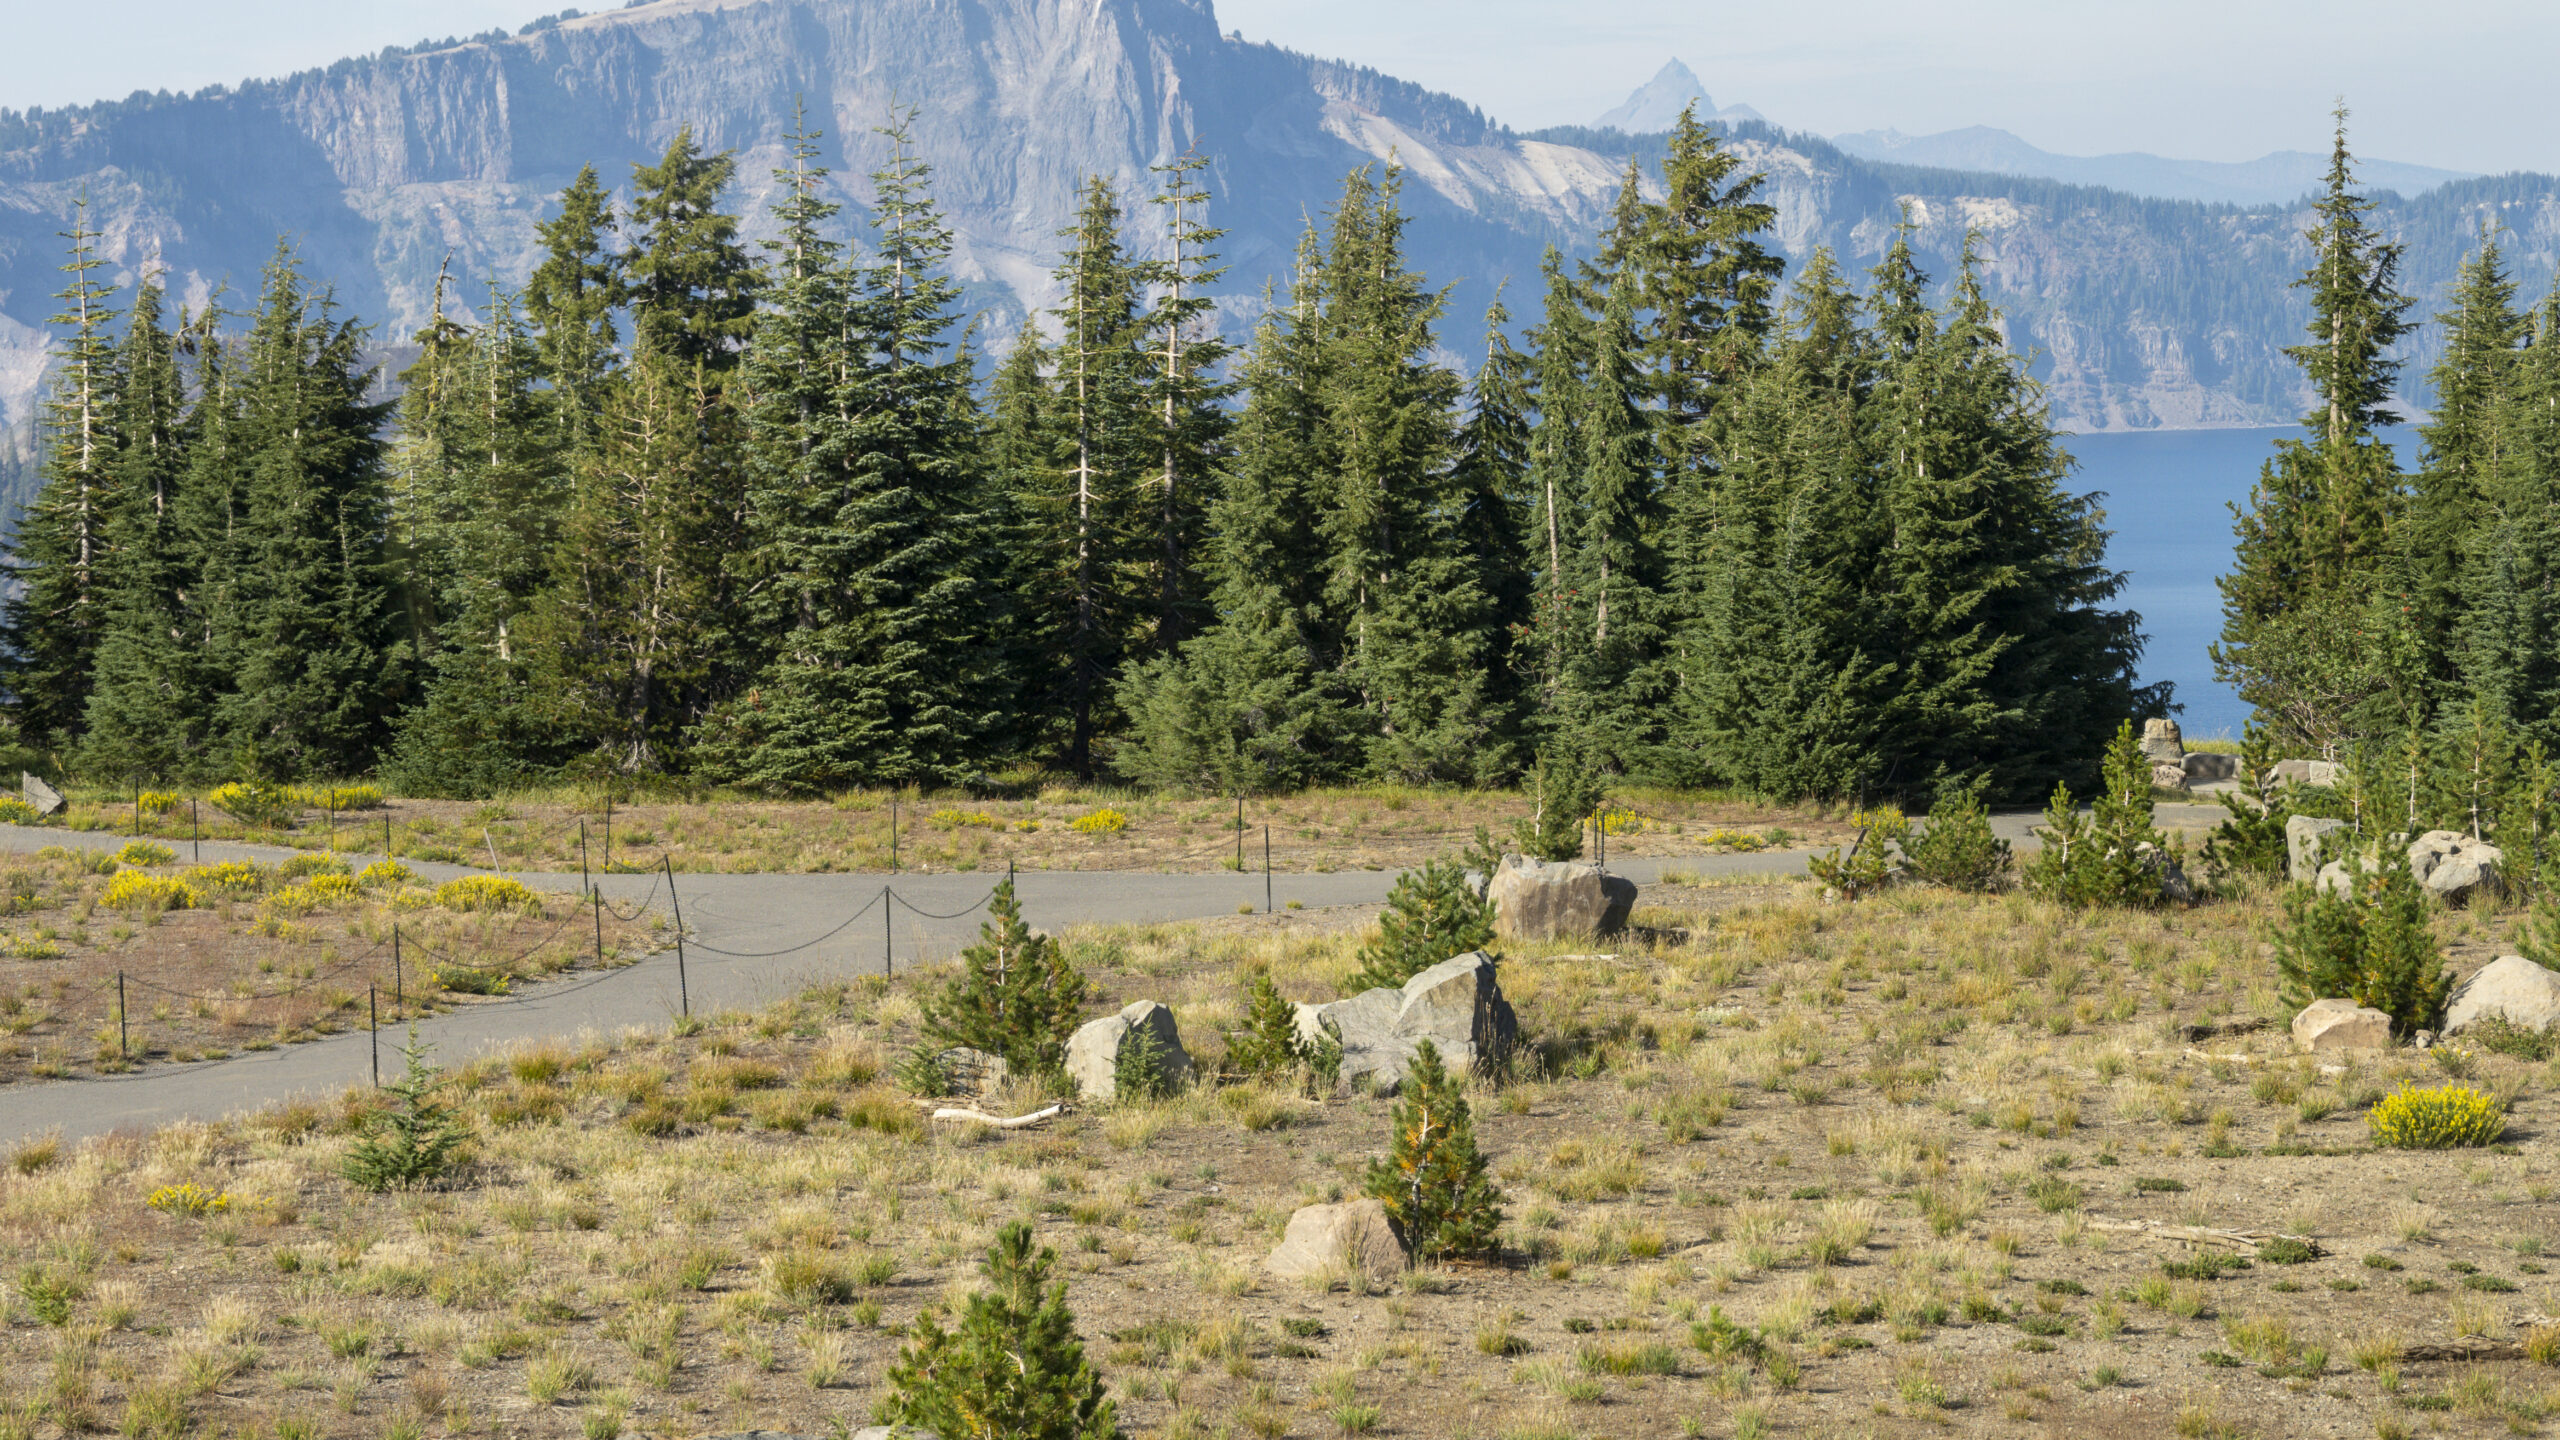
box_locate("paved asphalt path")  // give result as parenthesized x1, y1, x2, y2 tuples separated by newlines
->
(0, 796, 2234, 1143)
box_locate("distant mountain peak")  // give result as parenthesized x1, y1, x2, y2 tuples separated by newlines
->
(1593, 59, 1761, 133)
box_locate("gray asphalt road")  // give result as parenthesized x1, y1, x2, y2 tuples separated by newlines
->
(0, 823, 1823, 1143)
(0, 794, 2234, 1143)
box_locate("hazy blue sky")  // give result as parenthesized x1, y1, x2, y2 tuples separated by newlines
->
(5, 0, 2547, 174)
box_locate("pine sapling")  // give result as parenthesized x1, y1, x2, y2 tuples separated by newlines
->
(1905, 783, 2010, 892)
(2276, 845, 2451, 1037)
(2026, 720, 2183, 907)
(920, 877, 1089, 1078)
(1342, 856, 1494, 994)
(1222, 971, 1309, 1083)
(878, 1221, 1118, 1440)
(342, 1028, 471, 1192)
(1363, 1039, 1502, 1263)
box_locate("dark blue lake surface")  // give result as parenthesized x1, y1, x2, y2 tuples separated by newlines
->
(2068, 424, 2420, 741)
(2067, 427, 2277, 742)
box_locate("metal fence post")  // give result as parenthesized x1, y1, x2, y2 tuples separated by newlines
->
(116, 971, 126, 1062)
(663, 855, 689, 1018)
(1265, 825, 1273, 913)
(392, 926, 403, 1016)
(191, 800, 200, 864)
(369, 986, 379, 1088)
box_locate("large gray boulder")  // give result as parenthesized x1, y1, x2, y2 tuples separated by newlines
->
(1293, 950, 1518, 1096)
(1266, 1197, 1406, 1283)
(2141, 718, 2185, 763)
(2445, 955, 2560, 1037)
(18, 773, 61, 818)
(1487, 854, 1636, 941)
(2275, 759, 2343, 789)
(2292, 998, 2394, 1052)
(1064, 1001, 1191, 1102)
(2287, 815, 2350, 884)
(2183, 752, 2239, 783)
(2407, 830, 2502, 905)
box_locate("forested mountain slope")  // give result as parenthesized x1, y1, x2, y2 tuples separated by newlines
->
(0, 0, 2553, 507)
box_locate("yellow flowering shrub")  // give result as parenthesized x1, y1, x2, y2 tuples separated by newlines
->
(101, 872, 198, 911)
(145, 1182, 232, 1216)
(435, 875, 541, 913)
(277, 854, 350, 879)
(0, 798, 38, 825)
(286, 783, 385, 811)
(1697, 828, 1769, 852)
(1596, 806, 1643, 836)
(1070, 808, 1129, 835)
(137, 790, 184, 816)
(929, 808, 1002, 830)
(2368, 1084, 2507, 1150)
(184, 861, 267, 896)
(207, 781, 294, 828)
(113, 840, 176, 867)
(266, 875, 361, 917)
(357, 860, 415, 889)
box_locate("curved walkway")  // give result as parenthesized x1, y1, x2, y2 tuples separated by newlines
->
(0, 794, 2237, 1143)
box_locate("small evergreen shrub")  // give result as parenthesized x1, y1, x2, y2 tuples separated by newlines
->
(1363, 1039, 1502, 1263)
(1223, 972, 1311, 1083)
(2024, 720, 2185, 907)
(2274, 847, 2450, 1038)
(878, 1222, 1118, 1440)
(919, 877, 1089, 1078)
(2367, 1084, 2507, 1150)
(101, 872, 197, 911)
(1807, 806, 1908, 900)
(1342, 856, 1494, 994)
(342, 1030, 472, 1191)
(1114, 1025, 1176, 1102)
(2201, 722, 2291, 882)
(1515, 753, 1601, 862)
(434, 966, 510, 996)
(113, 840, 176, 867)
(434, 875, 541, 913)
(1904, 785, 2010, 892)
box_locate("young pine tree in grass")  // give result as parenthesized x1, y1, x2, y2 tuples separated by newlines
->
(2276, 846, 2451, 1037)
(1363, 1039, 1502, 1263)
(1223, 970, 1309, 1082)
(1343, 856, 1495, 993)
(879, 1221, 1118, 1440)
(2024, 720, 2183, 907)
(919, 876, 1088, 1077)
(342, 1029, 470, 1192)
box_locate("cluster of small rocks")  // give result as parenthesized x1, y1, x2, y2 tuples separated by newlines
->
(2285, 814, 2503, 905)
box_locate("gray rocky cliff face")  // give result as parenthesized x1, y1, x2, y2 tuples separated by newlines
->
(0, 0, 2553, 478)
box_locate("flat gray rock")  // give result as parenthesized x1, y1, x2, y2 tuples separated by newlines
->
(1266, 1196, 1405, 1283)
(2293, 998, 2393, 1052)
(19, 773, 61, 817)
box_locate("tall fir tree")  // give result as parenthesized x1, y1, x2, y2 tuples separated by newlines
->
(1136, 149, 1236, 655)
(2403, 230, 2528, 703)
(2217, 109, 2416, 750)
(693, 112, 1002, 788)
(3, 199, 121, 754)
(523, 164, 623, 448)
(622, 129, 760, 373)
(80, 279, 199, 776)
(1024, 177, 1149, 777)
(1315, 167, 1500, 783)
(209, 250, 401, 777)
(1450, 291, 1536, 713)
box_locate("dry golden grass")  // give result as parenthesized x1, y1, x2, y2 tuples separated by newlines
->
(0, 879, 2549, 1436)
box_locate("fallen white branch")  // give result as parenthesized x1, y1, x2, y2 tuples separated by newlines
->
(2086, 1218, 2323, 1254)
(930, 1104, 1064, 1129)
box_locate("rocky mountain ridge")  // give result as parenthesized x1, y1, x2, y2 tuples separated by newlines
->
(0, 0, 2554, 495)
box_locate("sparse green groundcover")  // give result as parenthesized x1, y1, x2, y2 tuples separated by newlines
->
(0, 873, 2540, 1436)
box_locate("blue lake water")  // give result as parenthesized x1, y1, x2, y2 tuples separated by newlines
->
(2068, 424, 2417, 741)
